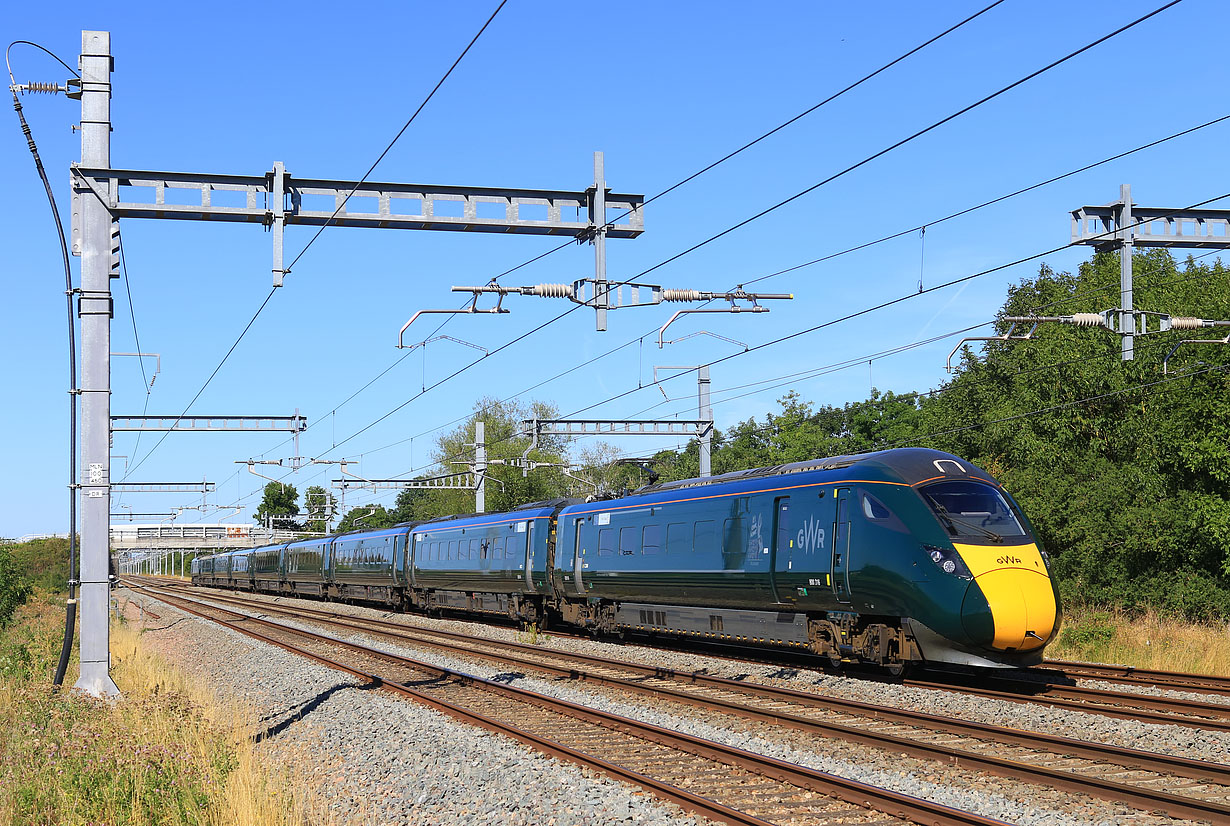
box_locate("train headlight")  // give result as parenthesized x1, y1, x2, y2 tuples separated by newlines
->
(924, 545, 972, 580)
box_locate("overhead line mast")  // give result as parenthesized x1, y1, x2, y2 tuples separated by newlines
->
(68, 28, 644, 697)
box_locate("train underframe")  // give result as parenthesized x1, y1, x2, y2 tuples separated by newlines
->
(205, 576, 932, 669)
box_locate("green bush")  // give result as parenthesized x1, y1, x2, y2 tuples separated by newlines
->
(8, 537, 69, 592)
(0, 545, 32, 628)
(1057, 610, 1116, 649)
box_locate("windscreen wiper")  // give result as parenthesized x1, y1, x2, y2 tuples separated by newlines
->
(926, 496, 1003, 543)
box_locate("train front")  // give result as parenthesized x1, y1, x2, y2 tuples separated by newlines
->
(912, 475, 1060, 667)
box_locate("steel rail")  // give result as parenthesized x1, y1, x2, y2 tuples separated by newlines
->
(1043, 659, 1230, 698)
(130, 582, 1230, 824)
(140, 583, 1230, 779)
(906, 673, 1230, 730)
(149, 575, 1230, 730)
(127, 582, 1012, 826)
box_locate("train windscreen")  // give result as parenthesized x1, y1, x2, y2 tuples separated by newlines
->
(920, 481, 1026, 542)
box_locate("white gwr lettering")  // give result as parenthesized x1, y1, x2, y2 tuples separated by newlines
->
(797, 517, 826, 552)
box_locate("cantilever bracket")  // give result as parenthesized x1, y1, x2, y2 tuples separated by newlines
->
(1163, 332, 1230, 374)
(658, 306, 768, 348)
(946, 322, 1041, 373)
(397, 287, 510, 347)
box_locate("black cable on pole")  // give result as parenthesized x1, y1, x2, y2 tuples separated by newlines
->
(8, 40, 79, 689)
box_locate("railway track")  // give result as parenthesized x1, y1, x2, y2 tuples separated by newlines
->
(1042, 659, 1230, 699)
(123, 580, 1009, 826)
(136, 577, 1230, 726)
(127, 579, 1230, 825)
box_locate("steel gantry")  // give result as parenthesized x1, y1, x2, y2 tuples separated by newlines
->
(63, 30, 645, 697)
(521, 365, 715, 477)
(1071, 184, 1230, 360)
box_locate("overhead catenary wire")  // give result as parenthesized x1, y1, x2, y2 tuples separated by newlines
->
(260, 2, 1012, 463)
(326, 247, 1219, 514)
(624, 0, 1185, 286)
(291, 0, 1189, 476)
(124, 4, 508, 477)
(383, 199, 1229, 484)
(284, 0, 508, 275)
(328, 115, 1230, 476)
(212, 2, 1194, 514)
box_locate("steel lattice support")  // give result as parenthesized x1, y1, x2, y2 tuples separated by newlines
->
(111, 415, 306, 431)
(1071, 186, 1230, 360)
(68, 30, 643, 697)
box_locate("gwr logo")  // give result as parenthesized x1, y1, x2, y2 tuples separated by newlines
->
(997, 554, 1022, 565)
(797, 517, 826, 552)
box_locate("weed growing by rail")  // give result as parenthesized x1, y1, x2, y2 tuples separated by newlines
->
(1052, 606, 1230, 676)
(0, 590, 315, 826)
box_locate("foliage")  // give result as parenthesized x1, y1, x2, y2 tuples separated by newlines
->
(916, 250, 1230, 620)
(335, 504, 397, 533)
(0, 545, 32, 628)
(638, 251, 1230, 620)
(302, 485, 335, 534)
(393, 396, 575, 521)
(5, 537, 69, 593)
(0, 592, 313, 825)
(1048, 606, 1230, 677)
(252, 482, 301, 530)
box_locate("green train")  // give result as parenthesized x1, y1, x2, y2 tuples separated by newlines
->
(194, 447, 1061, 669)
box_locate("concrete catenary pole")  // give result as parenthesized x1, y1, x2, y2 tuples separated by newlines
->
(475, 421, 486, 514)
(75, 30, 120, 696)
(1119, 184, 1134, 361)
(698, 366, 713, 478)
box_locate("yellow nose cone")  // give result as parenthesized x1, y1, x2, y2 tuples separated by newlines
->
(975, 568, 1057, 651)
(953, 543, 1058, 652)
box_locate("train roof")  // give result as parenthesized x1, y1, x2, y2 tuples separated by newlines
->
(632, 448, 996, 494)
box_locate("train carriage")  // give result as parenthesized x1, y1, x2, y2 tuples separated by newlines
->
(189, 448, 1060, 670)
(327, 527, 407, 604)
(251, 542, 288, 592)
(408, 503, 561, 622)
(283, 536, 330, 595)
(552, 448, 1059, 667)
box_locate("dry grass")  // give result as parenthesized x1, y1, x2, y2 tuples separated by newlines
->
(1050, 606, 1230, 677)
(0, 591, 325, 826)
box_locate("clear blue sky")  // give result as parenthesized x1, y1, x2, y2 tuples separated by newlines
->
(3, 0, 1226, 536)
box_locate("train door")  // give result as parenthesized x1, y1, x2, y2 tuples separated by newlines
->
(393, 534, 407, 585)
(524, 521, 534, 591)
(769, 497, 793, 605)
(832, 489, 852, 603)
(571, 518, 586, 596)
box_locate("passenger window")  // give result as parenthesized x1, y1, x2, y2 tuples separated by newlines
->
(862, 494, 891, 520)
(694, 520, 717, 553)
(642, 524, 661, 555)
(666, 522, 689, 555)
(448, 540, 458, 561)
(598, 528, 615, 556)
(469, 538, 480, 560)
(619, 526, 639, 556)
(722, 517, 746, 557)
